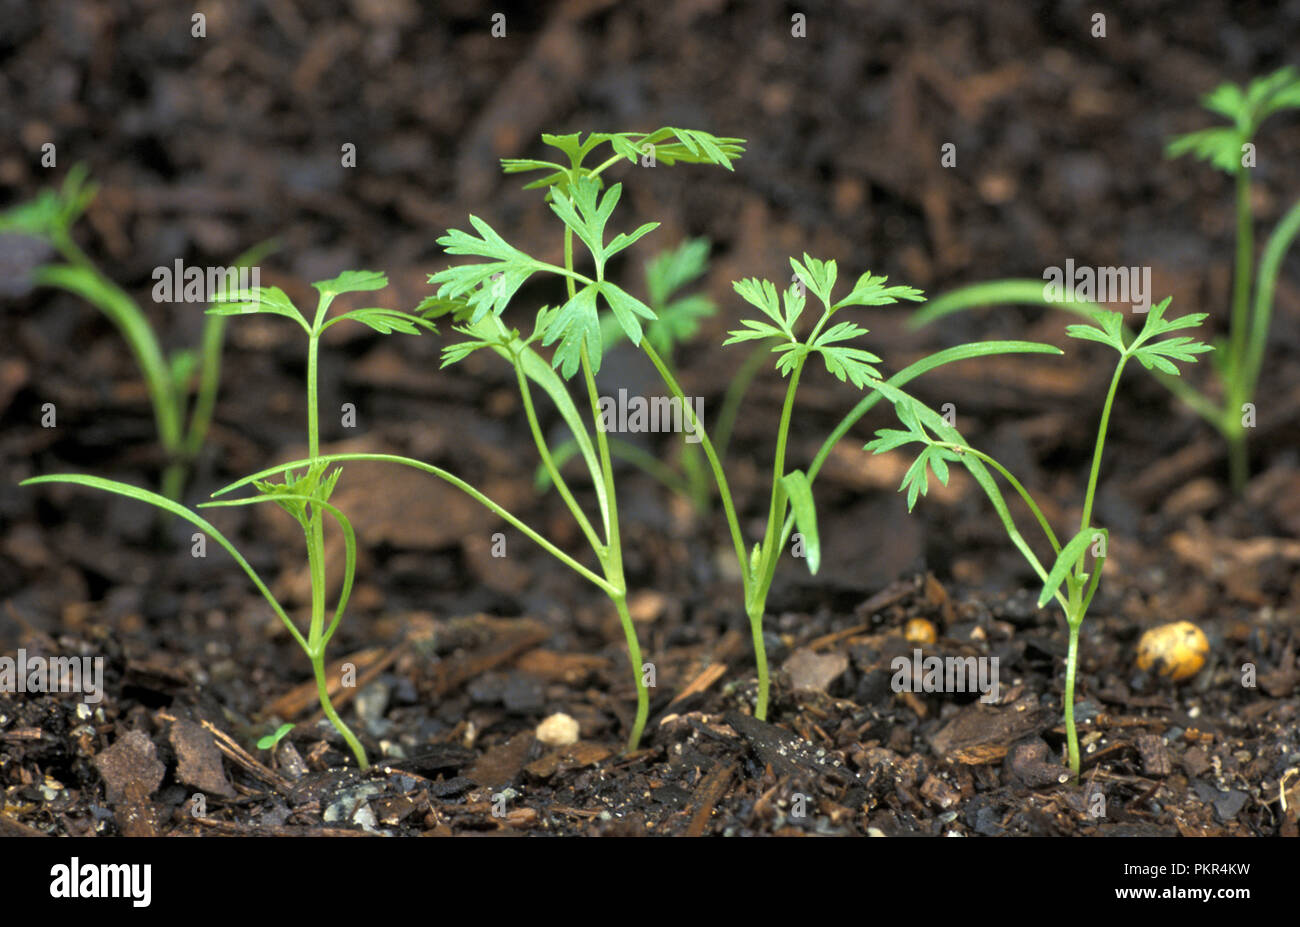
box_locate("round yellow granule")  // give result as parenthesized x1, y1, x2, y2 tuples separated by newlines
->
(1135, 621, 1209, 681)
(904, 618, 938, 645)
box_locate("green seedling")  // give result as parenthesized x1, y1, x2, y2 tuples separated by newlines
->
(716, 257, 924, 718)
(681, 257, 1062, 719)
(1, 164, 276, 500)
(418, 128, 745, 751)
(911, 67, 1300, 492)
(866, 298, 1211, 778)
(23, 270, 441, 770)
(492, 130, 1066, 725)
(257, 722, 295, 751)
(425, 130, 1054, 733)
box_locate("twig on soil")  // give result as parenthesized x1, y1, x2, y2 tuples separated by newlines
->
(686, 763, 736, 837)
(156, 711, 292, 794)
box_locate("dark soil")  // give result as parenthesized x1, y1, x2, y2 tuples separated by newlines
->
(2, 1, 1298, 837)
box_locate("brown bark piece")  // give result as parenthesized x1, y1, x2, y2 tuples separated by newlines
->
(93, 729, 164, 805)
(1135, 733, 1172, 777)
(929, 696, 1049, 765)
(169, 719, 237, 798)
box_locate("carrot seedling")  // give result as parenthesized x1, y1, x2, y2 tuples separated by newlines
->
(666, 258, 1060, 720)
(22, 270, 439, 770)
(456, 132, 1062, 724)
(2, 165, 276, 500)
(257, 723, 295, 751)
(866, 298, 1211, 778)
(420, 129, 744, 751)
(910, 67, 1300, 491)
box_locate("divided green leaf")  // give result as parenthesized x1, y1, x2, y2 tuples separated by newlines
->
(209, 285, 308, 330)
(833, 271, 925, 310)
(429, 215, 544, 323)
(542, 284, 602, 378)
(1167, 66, 1300, 173)
(327, 307, 436, 335)
(312, 270, 388, 297)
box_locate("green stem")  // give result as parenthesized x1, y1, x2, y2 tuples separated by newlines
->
(311, 649, 368, 770)
(745, 359, 807, 720)
(514, 364, 605, 556)
(563, 194, 647, 750)
(613, 594, 648, 752)
(302, 317, 366, 768)
(1078, 358, 1127, 550)
(585, 153, 627, 180)
(1227, 432, 1249, 492)
(747, 604, 770, 721)
(1226, 195, 1300, 492)
(306, 335, 321, 459)
(679, 444, 712, 515)
(1240, 197, 1300, 405)
(161, 314, 228, 502)
(1063, 617, 1082, 780)
(640, 340, 751, 591)
(185, 315, 227, 458)
(581, 340, 649, 751)
(757, 360, 806, 588)
(563, 228, 578, 301)
(1228, 168, 1254, 383)
(160, 463, 186, 506)
(37, 247, 184, 493)
(931, 441, 1062, 553)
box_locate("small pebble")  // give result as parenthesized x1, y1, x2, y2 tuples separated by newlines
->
(1136, 621, 1209, 681)
(904, 618, 937, 645)
(535, 712, 580, 746)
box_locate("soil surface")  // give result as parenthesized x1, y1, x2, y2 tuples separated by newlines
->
(2, 1, 1299, 837)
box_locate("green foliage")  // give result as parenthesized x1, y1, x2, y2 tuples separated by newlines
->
(3, 167, 276, 501)
(313, 269, 389, 297)
(1038, 527, 1104, 609)
(256, 723, 295, 751)
(424, 127, 747, 751)
(547, 176, 659, 275)
(1064, 297, 1212, 374)
(435, 129, 743, 386)
(864, 398, 961, 512)
(867, 300, 1212, 778)
(501, 128, 744, 199)
(595, 237, 716, 360)
(253, 461, 342, 524)
(919, 66, 1300, 492)
(428, 217, 547, 323)
(208, 285, 307, 329)
(27, 266, 445, 771)
(725, 255, 923, 387)
(1167, 67, 1300, 172)
(0, 162, 95, 240)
